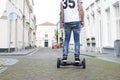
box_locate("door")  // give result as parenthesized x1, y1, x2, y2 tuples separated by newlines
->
(44, 40, 48, 47)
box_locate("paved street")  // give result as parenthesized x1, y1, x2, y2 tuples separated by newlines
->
(0, 48, 120, 80)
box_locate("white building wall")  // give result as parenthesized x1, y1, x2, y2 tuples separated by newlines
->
(0, 19, 8, 48)
(101, 0, 120, 47)
(7, 0, 23, 18)
(30, 14, 36, 47)
(0, 0, 36, 52)
(0, 0, 7, 17)
(83, 0, 120, 53)
(36, 25, 56, 48)
(17, 18, 23, 49)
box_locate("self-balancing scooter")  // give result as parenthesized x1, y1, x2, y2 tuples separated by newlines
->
(57, 58, 86, 69)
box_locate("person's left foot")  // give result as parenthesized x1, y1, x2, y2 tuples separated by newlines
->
(62, 57, 67, 63)
(75, 57, 80, 63)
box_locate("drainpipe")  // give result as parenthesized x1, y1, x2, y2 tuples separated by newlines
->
(8, 19, 12, 52)
(22, 0, 25, 50)
(15, 19, 18, 52)
(29, 9, 31, 48)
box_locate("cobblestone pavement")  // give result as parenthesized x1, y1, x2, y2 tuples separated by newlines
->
(0, 58, 18, 74)
(0, 48, 120, 80)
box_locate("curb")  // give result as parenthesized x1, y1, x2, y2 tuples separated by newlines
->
(81, 53, 96, 57)
(0, 48, 38, 56)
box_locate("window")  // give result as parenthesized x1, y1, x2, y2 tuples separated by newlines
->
(87, 15, 90, 26)
(106, 9, 110, 28)
(45, 34, 48, 38)
(114, 3, 120, 38)
(105, 8, 111, 44)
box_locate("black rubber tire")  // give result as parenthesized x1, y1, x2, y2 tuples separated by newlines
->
(82, 58, 86, 69)
(57, 58, 61, 68)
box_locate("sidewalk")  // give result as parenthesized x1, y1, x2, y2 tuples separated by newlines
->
(81, 51, 120, 64)
(0, 48, 38, 56)
(0, 48, 38, 66)
(0, 48, 39, 73)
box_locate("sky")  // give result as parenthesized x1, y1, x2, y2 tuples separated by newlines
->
(33, 0, 61, 25)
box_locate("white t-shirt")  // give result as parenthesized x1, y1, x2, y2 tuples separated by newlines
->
(61, 0, 82, 23)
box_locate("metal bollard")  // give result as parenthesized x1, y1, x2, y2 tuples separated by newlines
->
(114, 40, 120, 56)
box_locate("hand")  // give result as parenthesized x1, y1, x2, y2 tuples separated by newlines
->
(61, 23, 64, 29)
(80, 21, 84, 28)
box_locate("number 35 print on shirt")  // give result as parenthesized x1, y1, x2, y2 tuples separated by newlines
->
(61, 0, 83, 23)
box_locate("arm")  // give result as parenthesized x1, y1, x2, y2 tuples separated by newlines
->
(78, 2, 84, 26)
(60, 4, 64, 28)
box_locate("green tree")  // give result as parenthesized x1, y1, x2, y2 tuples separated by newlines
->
(55, 29, 58, 43)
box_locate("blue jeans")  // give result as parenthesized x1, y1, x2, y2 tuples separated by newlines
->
(63, 21, 81, 58)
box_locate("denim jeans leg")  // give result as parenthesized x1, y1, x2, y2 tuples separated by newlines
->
(63, 24, 72, 57)
(73, 22, 81, 58)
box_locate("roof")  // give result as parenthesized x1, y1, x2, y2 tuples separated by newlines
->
(38, 22, 56, 26)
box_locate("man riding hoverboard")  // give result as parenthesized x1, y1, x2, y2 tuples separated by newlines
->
(57, 0, 85, 68)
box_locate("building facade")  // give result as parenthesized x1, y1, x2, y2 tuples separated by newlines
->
(82, 0, 120, 54)
(36, 22, 56, 48)
(0, 0, 36, 52)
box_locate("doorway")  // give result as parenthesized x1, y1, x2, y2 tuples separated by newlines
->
(44, 40, 48, 47)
